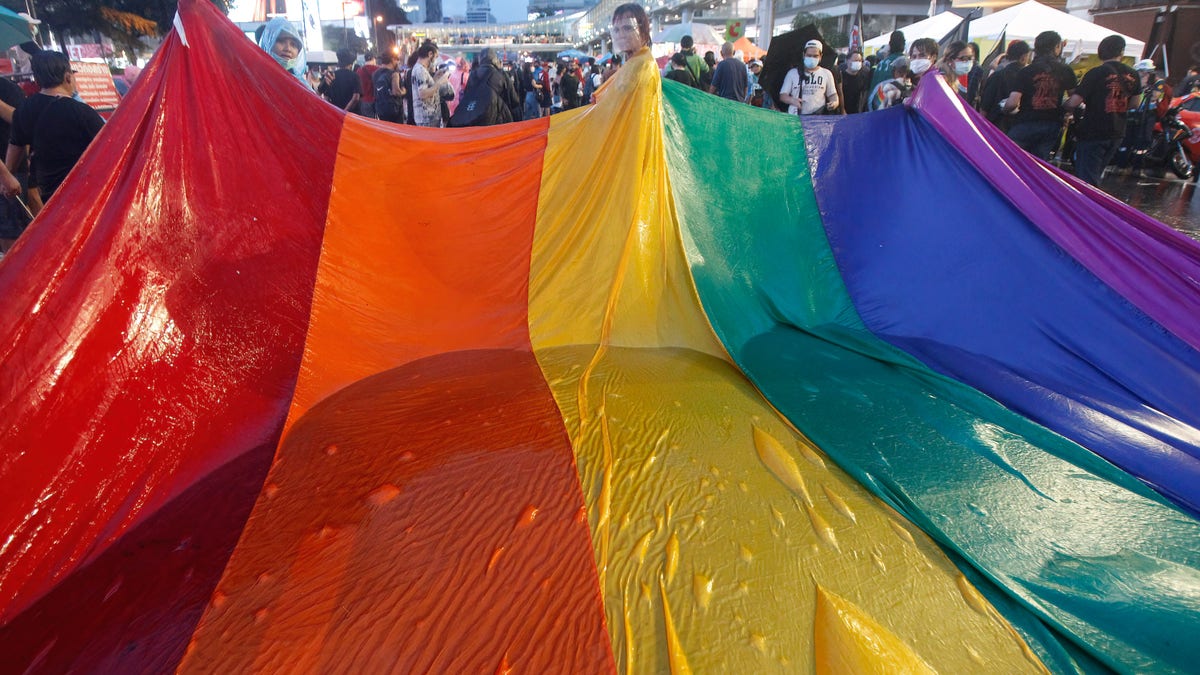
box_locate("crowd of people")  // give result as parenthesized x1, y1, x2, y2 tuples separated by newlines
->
(659, 26, 1195, 188)
(262, 7, 1197, 191)
(260, 15, 622, 128)
(0, 4, 1194, 257)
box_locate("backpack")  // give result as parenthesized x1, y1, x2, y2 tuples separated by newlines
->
(374, 68, 400, 121)
(449, 72, 498, 127)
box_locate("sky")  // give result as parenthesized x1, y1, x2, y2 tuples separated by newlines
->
(445, 0, 531, 23)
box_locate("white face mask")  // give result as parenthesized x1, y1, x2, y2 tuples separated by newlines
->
(955, 61, 972, 75)
(803, 57, 819, 70)
(848, 60, 863, 73)
(910, 58, 932, 75)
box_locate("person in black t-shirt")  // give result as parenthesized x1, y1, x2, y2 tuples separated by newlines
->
(1065, 35, 1140, 187)
(0, 76, 26, 250)
(1003, 31, 1077, 160)
(664, 52, 698, 88)
(560, 62, 581, 110)
(318, 49, 362, 112)
(979, 41, 1031, 132)
(1, 51, 104, 206)
(840, 50, 872, 114)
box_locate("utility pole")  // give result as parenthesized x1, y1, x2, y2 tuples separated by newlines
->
(757, 0, 774, 50)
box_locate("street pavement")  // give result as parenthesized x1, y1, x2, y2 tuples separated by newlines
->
(1095, 172, 1199, 240)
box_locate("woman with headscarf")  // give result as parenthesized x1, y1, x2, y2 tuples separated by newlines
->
(258, 17, 309, 86)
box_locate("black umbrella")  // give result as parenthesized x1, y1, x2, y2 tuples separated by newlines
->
(760, 24, 823, 112)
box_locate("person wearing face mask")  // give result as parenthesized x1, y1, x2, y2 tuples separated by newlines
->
(257, 17, 309, 87)
(779, 40, 838, 116)
(840, 49, 871, 114)
(1003, 30, 1077, 161)
(964, 42, 985, 107)
(905, 38, 939, 93)
(939, 41, 974, 100)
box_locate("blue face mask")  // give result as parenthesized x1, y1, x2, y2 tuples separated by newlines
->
(803, 57, 819, 69)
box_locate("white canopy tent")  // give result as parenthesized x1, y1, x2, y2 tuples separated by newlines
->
(864, 12, 963, 54)
(967, 1, 1143, 58)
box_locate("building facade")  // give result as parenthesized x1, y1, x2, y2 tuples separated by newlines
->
(1095, 0, 1198, 83)
(528, 0, 598, 19)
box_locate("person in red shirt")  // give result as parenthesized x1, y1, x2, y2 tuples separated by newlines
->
(357, 50, 379, 118)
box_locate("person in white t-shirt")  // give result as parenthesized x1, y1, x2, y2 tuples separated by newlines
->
(779, 39, 839, 115)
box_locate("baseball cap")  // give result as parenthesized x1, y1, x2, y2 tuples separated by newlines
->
(749, 59, 762, 68)
(1133, 59, 1155, 71)
(805, 39, 822, 53)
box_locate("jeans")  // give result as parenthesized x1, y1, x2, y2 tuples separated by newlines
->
(524, 92, 540, 120)
(1074, 137, 1120, 187)
(1007, 120, 1063, 160)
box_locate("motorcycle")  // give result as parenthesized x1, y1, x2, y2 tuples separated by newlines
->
(1134, 94, 1199, 180)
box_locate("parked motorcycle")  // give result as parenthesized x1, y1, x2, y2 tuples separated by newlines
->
(1106, 92, 1198, 180)
(1164, 92, 1200, 181)
(1142, 96, 1198, 179)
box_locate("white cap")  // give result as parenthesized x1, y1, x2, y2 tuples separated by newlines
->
(805, 39, 822, 53)
(1134, 59, 1155, 71)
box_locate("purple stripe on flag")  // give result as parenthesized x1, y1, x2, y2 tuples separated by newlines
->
(907, 76, 1200, 353)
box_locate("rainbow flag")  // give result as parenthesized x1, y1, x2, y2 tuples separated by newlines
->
(0, 1, 1198, 672)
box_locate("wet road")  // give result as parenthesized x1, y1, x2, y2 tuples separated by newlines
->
(1095, 172, 1199, 240)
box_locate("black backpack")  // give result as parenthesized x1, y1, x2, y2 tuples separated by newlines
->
(374, 67, 400, 121)
(449, 71, 498, 127)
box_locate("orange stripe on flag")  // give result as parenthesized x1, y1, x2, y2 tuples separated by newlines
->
(284, 117, 551, 429)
